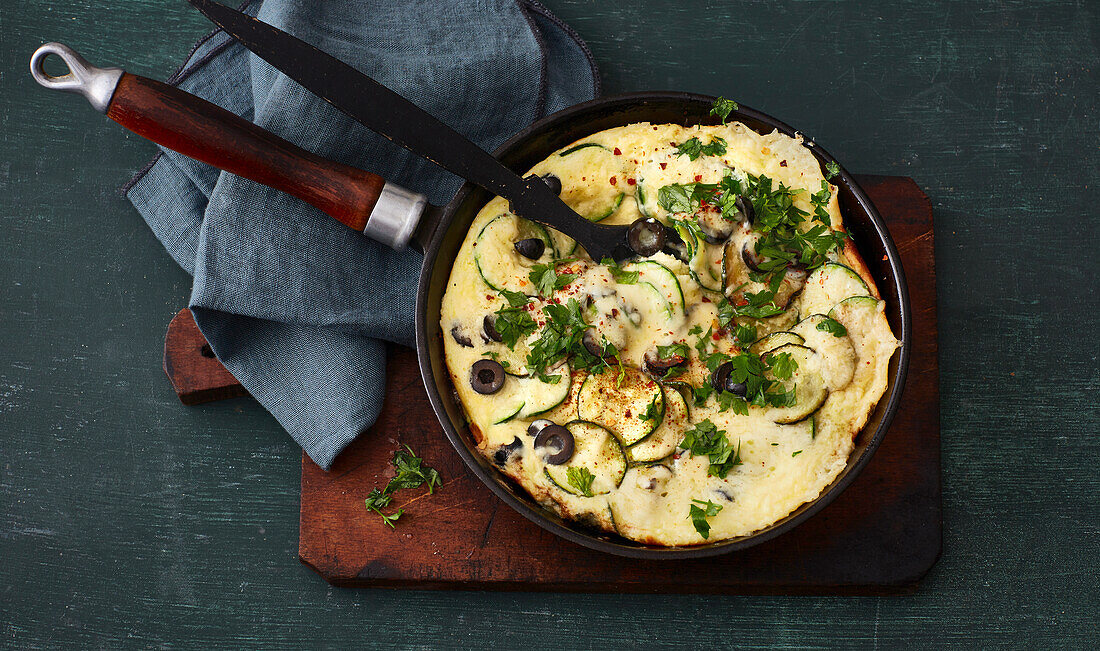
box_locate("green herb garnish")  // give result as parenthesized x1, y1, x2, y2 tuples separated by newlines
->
(639, 393, 663, 424)
(824, 160, 840, 180)
(601, 257, 639, 284)
(675, 136, 727, 161)
(492, 304, 536, 349)
(364, 446, 442, 528)
(816, 316, 848, 338)
(566, 466, 596, 497)
(679, 419, 743, 478)
(709, 97, 738, 125)
(689, 498, 724, 539)
(529, 263, 576, 297)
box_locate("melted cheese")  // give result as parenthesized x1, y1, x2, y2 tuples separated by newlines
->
(440, 122, 899, 546)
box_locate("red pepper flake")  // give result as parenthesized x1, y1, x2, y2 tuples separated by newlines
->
(694, 174, 703, 182)
(611, 308, 619, 317)
(701, 296, 711, 303)
(626, 178, 636, 186)
(659, 162, 667, 170)
(712, 331, 721, 341)
(613, 147, 622, 155)
(882, 255, 888, 261)
(735, 297, 749, 307)
(609, 176, 617, 185)
(486, 295, 493, 300)
(780, 160, 788, 167)
(625, 410, 632, 418)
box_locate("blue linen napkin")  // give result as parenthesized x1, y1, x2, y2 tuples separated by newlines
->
(125, 0, 599, 469)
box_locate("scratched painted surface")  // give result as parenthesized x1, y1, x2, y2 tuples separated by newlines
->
(1, 0, 1097, 646)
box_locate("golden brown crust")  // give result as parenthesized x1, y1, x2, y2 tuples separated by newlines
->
(841, 237, 881, 300)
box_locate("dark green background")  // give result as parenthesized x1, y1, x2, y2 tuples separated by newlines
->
(3, 0, 1097, 647)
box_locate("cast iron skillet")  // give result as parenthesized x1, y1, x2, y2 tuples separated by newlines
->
(32, 46, 911, 559)
(418, 93, 911, 559)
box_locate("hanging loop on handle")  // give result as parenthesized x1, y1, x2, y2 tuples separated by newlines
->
(30, 42, 124, 113)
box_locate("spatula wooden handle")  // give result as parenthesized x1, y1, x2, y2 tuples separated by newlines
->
(107, 73, 384, 231)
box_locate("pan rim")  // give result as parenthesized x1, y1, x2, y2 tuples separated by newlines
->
(416, 91, 912, 559)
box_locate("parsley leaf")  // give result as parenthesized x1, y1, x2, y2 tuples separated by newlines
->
(492, 304, 536, 349)
(689, 498, 724, 539)
(656, 342, 690, 361)
(639, 393, 663, 424)
(566, 466, 596, 497)
(734, 323, 757, 346)
(768, 351, 797, 380)
(529, 263, 576, 297)
(498, 289, 530, 308)
(710, 97, 738, 125)
(816, 316, 848, 338)
(364, 446, 441, 528)
(601, 257, 639, 284)
(825, 160, 841, 180)
(674, 136, 727, 161)
(679, 419, 743, 478)
(792, 450, 803, 457)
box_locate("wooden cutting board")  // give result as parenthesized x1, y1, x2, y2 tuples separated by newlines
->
(165, 174, 939, 593)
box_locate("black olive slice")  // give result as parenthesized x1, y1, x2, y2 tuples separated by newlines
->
(643, 348, 686, 375)
(627, 218, 666, 257)
(450, 324, 473, 348)
(541, 173, 562, 195)
(514, 237, 546, 260)
(527, 418, 554, 438)
(482, 314, 503, 343)
(736, 195, 755, 225)
(696, 211, 735, 242)
(710, 361, 748, 398)
(535, 424, 575, 465)
(741, 233, 766, 272)
(493, 436, 524, 466)
(582, 329, 611, 358)
(470, 359, 505, 394)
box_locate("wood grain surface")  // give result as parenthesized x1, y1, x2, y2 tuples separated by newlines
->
(2, 0, 1097, 647)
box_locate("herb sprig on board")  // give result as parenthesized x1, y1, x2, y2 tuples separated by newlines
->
(364, 446, 442, 528)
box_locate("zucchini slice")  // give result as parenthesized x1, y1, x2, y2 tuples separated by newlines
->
(799, 262, 870, 318)
(623, 260, 685, 316)
(749, 331, 806, 355)
(634, 182, 652, 218)
(763, 344, 828, 424)
(489, 364, 571, 423)
(544, 420, 627, 495)
(590, 192, 625, 222)
(687, 238, 724, 292)
(558, 142, 610, 157)
(628, 382, 689, 463)
(577, 366, 664, 446)
(790, 314, 856, 390)
(473, 214, 556, 294)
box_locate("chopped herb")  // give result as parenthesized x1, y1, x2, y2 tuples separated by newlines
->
(525, 298, 607, 378)
(498, 289, 530, 308)
(688, 325, 703, 336)
(689, 498, 724, 539)
(792, 450, 803, 457)
(364, 446, 441, 528)
(566, 466, 596, 497)
(529, 263, 576, 297)
(639, 393, 663, 424)
(734, 323, 757, 346)
(717, 390, 749, 415)
(482, 350, 511, 369)
(768, 351, 797, 380)
(674, 136, 727, 161)
(601, 257, 639, 284)
(656, 342, 690, 361)
(824, 160, 841, 180)
(816, 316, 848, 337)
(709, 97, 738, 125)
(492, 304, 536, 349)
(679, 419, 743, 478)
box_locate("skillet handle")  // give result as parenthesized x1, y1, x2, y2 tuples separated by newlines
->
(30, 42, 426, 250)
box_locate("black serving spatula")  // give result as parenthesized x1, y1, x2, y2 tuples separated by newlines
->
(185, 0, 670, 261)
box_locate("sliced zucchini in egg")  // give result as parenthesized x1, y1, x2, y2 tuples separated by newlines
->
(634, 182, 652, 218)
(628, 381, 689, 463)
(686, 239, 724, 293)
(763, 344, 828, 424)
(623, 260, 685, 316)
(799, 262, 870, 318)
(473, 214, 556, 294)
(790, 314, 856, 390)
(590, 193, 625, 222)
(558, 142, 610, 157)
(543, 420, 627, 495)
(749, 331, 806, 355)
(488, 364, 571, 422)
(828, 295, 881, 317)
(577, 366, 664, 446)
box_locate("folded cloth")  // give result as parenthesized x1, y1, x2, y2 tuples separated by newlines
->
(125, 0, 599, 469)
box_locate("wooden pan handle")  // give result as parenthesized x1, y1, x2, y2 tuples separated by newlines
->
(107, 73, 384, 231)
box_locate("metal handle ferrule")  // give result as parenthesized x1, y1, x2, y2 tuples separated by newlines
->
(30, 42, 123, 113)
